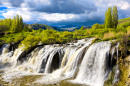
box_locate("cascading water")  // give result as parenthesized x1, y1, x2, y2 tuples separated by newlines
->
(113, 43, 120, 84)
(17, 45, 63, 73)
(0, 38, 120, 86)
(74, 41, 111, 86)
(62, 38, 94, 78)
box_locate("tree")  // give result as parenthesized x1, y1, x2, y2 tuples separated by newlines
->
(112, 6, 118, 29)
(0, 25, 9, 33)
(19, 16, 23, 31)
(11, 16, 16, 32)
(0, 14, 24, 33)
(80, 26, 85, 30)
(105, 7, 112, 28)
(92, 23, 101, 29)
(16, 14, 20, 32)
(105, 6, 118, 29)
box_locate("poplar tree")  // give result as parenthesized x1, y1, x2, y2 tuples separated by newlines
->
(112, 6, 118, 29)
(105, 7, 112, 28)
(19, 16, 23, 31)
(105, 6, 118, 29)
(16, 14, 20, 32)
(11, 16, 16, 32)
(0, 14, 23, 32)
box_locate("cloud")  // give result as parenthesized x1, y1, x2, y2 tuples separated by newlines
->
(1, 0, 97, 14)
(2, 8, 78, 23)
(29, 0, 97, 14)
(117, 1, 130, 10)
(0, 0, 130, 25)
(0, 0, 24, 7)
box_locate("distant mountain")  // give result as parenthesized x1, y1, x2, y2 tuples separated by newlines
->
(83, 26, 92, 29)
(23, 23, 91, 31)
(53, 25, 91, 31)
(23, 23, 56, 30)
(51, 25, 81, 31)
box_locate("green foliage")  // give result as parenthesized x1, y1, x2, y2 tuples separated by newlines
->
(0, 14, 23, 33)
(105, 7, 113, 28)
(104, 67, 115, 86)
(92, 23, 104, 29)
(0, 32, 27, 44)
(114, 58, 129, 86)
(105, 6, 118, 29)
(118, 22, 130, 29)
(112, 6, 118, 29)
(26, 24, 54, 30)
(91, 38, 100, 43)
(0, 25, 9, 32)
(119, 35, 128, 57)
(21, 35, 40, 50)
(22, 26, 32, 32)
(118, 17, 130, 24)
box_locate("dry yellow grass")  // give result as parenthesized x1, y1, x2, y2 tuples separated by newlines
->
(127, 26, 130, 36)
(127, 30, 130, 36)
(94, 35, 99, 38)
(103, 32, 116, 39)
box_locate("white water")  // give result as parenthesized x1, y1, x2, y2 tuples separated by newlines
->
(113, 43, 120, 83)
(0, 44, 24, 65)
(74, 42, 111, 86)
(0, 38, 119, 86)
(62, 38, 94, 78)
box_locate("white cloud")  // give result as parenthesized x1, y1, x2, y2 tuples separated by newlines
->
(38, 13, 77, 22)
(2, 8, 78, 22)
(118, 1, 130, 10)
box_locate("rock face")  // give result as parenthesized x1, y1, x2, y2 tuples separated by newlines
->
(0, 38, 121, 86)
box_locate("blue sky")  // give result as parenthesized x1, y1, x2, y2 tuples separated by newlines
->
(0, 0, 130, 26)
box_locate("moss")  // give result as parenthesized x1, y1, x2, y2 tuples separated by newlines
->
(114, 57, 129, 86)
(91, 38, 101, 43)
(104, 67, 115, 86)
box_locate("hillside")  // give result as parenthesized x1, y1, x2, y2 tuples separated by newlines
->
(118, 17, 130, 24)
(23, 24, 91, 31)
(23, 23, 56, 30)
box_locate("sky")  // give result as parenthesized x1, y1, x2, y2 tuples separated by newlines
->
(0, 0, 130, 26)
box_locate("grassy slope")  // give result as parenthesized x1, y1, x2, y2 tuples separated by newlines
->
(23, 23, 55, 30)
(118, 17, 130, 24)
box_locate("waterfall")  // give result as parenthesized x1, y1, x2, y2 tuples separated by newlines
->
(74, 41, 111, 86)
(62, 38, 94, 78)
(0, 38, 121, 86)
(17, 45, 63, 73)
(44, 47, 63, 73)
(0, 44, 13, 63)
(111, 47, 115, 69)
(113, 43, 120, 84)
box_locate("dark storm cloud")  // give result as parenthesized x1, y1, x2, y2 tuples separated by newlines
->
(28, 0, 97, 14)
(118, 9, 130, 19)
(9, 0, 24, 7)
(0, 1, 2, 5)
(1, 0, 24, 7)
(0, 0, 97, 14)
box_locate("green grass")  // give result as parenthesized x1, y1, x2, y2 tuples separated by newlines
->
(118, 17, 130, 24)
